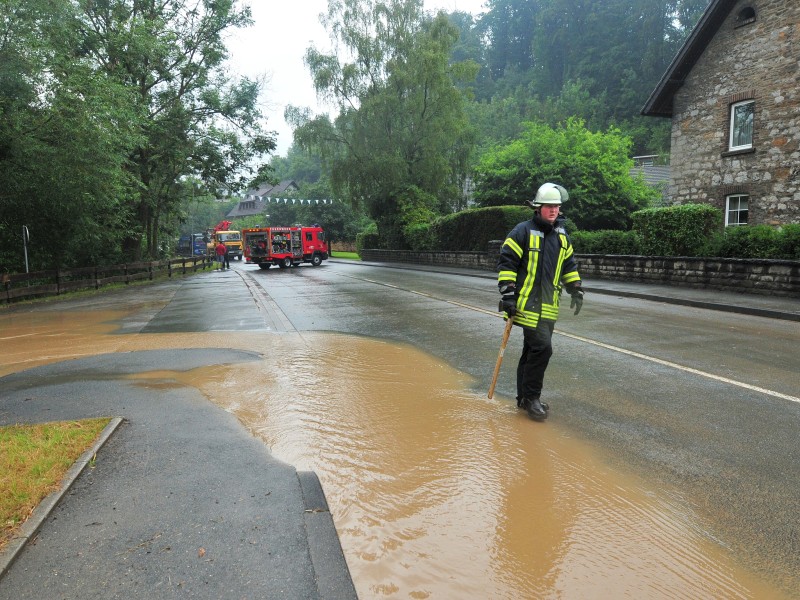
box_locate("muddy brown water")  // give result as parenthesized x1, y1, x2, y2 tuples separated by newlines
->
(0, 309, 791, 599)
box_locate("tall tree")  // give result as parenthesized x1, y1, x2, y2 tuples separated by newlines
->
(75, 0, 275, 259)
(289, 0, 476, 247)
(0, 0, 141, 270)
(473, 118, 659, 230)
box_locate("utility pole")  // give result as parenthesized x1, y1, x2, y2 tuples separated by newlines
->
(22, 225, 30, 273)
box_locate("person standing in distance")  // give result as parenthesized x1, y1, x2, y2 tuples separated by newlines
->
(496, 183, 584, 421)
(215, 239, 228, 270)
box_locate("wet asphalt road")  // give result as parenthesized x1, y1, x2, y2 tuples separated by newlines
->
(244, 259, 800, 593)
(1, 258, 798, 596)
(0, 266, 357, 600)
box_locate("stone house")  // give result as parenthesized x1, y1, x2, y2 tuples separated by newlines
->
(642, 0, 799, 226)
(226, 180, 299, 218)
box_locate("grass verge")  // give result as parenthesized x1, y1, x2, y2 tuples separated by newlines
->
(0, 418, 111, 552)
(331, 251, 361, 260)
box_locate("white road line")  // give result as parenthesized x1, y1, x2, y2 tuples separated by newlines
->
(341, 273, 800, 404)
(556, 329, 800, 404)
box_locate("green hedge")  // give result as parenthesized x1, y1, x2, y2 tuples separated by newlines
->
(358, 202, 800, 259)
(430, 205, 532, 251)
(571, 230, 640, 255)
(631, 203, 723, 256)
(702, 223, 800, 259)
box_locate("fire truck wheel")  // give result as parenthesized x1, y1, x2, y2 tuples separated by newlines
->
(258, 263, 270, 270)
(279, 257, 292, 269)
(311, 254, 322, 267)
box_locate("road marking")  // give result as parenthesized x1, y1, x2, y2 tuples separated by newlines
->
(340, 272, 800, 404)
(556, 330, 800, 404)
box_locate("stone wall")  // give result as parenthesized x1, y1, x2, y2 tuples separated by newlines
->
(670, 0, 800, 225)
(577, 254, 800, 296)
(360, 248, 498, 271)
(358, 248, 800, 297)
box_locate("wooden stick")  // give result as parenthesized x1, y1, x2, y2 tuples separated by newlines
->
(488, 317, 515, 399)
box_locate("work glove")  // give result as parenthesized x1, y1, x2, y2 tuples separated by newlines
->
(570, 289, 584, 315)
(498, 282, 517, 316)
(499, 295, 517, 316)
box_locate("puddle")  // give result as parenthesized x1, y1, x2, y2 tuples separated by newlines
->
(0, 310, 792, 599)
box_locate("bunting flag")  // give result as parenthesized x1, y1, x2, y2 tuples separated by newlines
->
(239, 195, 340, 205)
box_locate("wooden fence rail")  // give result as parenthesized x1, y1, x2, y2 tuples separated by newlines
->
(1, 256, 212, 304)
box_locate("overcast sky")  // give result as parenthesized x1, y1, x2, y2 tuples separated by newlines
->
(225, 1, 487, 156)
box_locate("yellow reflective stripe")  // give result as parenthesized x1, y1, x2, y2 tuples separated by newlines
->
(552, 238, 565, 292)
(562, 271, 580, 284)
(498, 270, 517, 281)
(517, 232, 539, 309)
(503, 238, 523, 258)
(514, 310, 540, 328)
(541, 303, 559, 320)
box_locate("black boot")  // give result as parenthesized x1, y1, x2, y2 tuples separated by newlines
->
(522, 397, 548, 421)
(517, 396, 548, 412)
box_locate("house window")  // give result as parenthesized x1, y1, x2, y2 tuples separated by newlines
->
(726, 194, 749, 226)
(729, 100, 754, 151)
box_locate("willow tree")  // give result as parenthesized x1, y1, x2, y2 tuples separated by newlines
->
(289, 0, 476, 248)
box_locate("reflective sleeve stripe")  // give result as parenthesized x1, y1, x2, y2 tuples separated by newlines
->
(503, 238, 523, 257)
(498, 270, 517, 282)
(517, 232, 539, 309)
(562, 271, 580, 284)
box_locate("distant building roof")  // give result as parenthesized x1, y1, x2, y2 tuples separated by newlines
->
(226, 180, 299, 218)
(246, 180, 299, 198)
(630, 165, 671, 188)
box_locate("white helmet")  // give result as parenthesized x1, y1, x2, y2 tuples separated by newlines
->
(530, 183, 568, 207)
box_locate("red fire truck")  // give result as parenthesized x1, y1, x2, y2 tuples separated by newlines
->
(242, 226, 329, 270)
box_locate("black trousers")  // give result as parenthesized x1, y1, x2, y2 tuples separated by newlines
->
(516, 319, 555, 401)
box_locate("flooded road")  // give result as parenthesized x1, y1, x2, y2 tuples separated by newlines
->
(1, 266, 797, 599)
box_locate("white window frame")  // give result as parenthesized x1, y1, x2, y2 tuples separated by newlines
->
(728, 100, 754, 151)
(725, 194, 749, 226)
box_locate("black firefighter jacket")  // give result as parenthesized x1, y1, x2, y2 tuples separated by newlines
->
(497, 214, 581, 329)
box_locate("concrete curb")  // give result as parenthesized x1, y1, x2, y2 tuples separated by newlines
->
(297, 471, 358, 600)
(584, 286, 800, 322)
(0, 416, 124, 578)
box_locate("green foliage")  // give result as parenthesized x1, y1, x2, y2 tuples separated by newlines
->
(473, 118, 659, 230)
(474, 0, 707, 153)
(398, 186, 439, 250)
(291, 1, 476, 245)
(356, 222, 380, 254)
(701, 225, 800, 259)
(0, 0, 276, 272)
(430, 205, 531, 251)
(632, 203, 723, 256)
(571, 230, 642, 255)
(776, 224, 800, 259)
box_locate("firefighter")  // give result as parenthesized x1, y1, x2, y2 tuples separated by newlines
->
(496, 183, 584, 421)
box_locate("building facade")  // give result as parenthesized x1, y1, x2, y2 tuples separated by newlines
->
(643, 0, 800, 226)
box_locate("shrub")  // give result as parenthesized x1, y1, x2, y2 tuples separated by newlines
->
(431, 205, 532, 251)
(632, 203, 722, 256)
(702, 224, 800, 259)
(571, 230, 641, 254)
(356, 222, 379, 254)
(776, 224, 800, 259)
